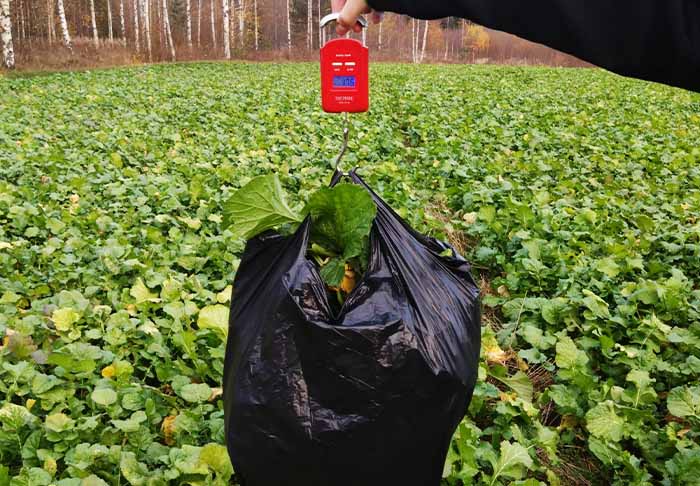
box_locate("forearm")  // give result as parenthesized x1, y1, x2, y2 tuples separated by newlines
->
(367, 0, 700, 92)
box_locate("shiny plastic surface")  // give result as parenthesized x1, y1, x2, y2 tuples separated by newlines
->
(223, 169, 481, 486)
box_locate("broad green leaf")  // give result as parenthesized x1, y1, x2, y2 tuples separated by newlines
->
(491, 371, 533, 403)
(305, 183, 376, 261)
(489, 440, 533, 482)
(585, 401, 624, 442)
(179, 383, 212, 403)
(667, 386, 700, 418)
(222, 174, 303, 239)
(319, 257, 346, 287)
(582, 290, 611, 319)
(91, 388, 118, 406)
(555, 336, 589, 369)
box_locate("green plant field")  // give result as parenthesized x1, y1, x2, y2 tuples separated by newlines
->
(1, 63, 699, 486)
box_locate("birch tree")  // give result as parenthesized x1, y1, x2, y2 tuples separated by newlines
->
(56, 0, 72, 51)
(420, 20, 428, 63)
(89, 0, 99, 48)
(285, 0, 291, 50)
(253, 0, 257, 50)
(143, 0, 152, 60)
(133, 0, 140, 51)
(107, 0, 113, 42)
(210, 0, 215, 50)
(222, 0, 230, 58)
(0, 0, 14, 68)
(119, 0, 125, 44)
(162, 0, 175, 59)
(377, 20, 382, 50)
(185, 0, 192, 48)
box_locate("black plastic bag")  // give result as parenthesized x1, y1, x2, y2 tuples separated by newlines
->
(223, 169, 481, 486)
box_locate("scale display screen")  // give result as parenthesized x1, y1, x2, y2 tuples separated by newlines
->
(333, 75, 356, 88)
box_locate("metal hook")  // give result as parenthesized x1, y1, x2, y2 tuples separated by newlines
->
(334, 112, 350, 174)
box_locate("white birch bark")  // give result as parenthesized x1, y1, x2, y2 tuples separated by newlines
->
(56, 0, 71, 51)
(377, 20, 382, 50)
(420, 20, 428, 63)
(133, 0, 140, 51)
(162, 0, 174, 59)
(411, 18, 416, 63)
(185, 0, 191, 47)
(316, 0, 320, 48)
(143, 0, 152, 60)
(107, 0, 113, 42)
(253, 0, 257, 50)
(210, 0, 215, 49)
(221, 0, 229, 58)
(0, 0, 14, 68)
(119, 0, 125, 43)
(196, 0, 201, 46)
(89, 0, 99, 47)
(285, 0, 291, 50)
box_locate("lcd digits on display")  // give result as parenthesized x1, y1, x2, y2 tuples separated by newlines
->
(333, 76, 356, 88)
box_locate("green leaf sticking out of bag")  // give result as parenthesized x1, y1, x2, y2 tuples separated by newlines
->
(222, 174, 304, 240)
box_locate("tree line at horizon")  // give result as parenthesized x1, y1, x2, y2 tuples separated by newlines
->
(0, 0, 576, 70)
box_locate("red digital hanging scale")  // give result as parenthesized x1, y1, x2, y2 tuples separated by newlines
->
(320, 14, 369, 113)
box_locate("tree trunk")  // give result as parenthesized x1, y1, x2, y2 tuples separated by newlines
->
(107, 0, 113, 42)
(253, 0, 257, 50)
(210, 0, 215, 50)
(285, 0, 290, 50)
(56, 0, 71, 51)
(196, 0, 201, 46)
(119, 0, 125, 44)
(238, 0, 243, 44)
(221, 0, 229, 58)
(420, 20, 428, 63)
(162, 0, 174, 59)
(143, 0, 152, 60)
(185, 0, 192, 47)
(316, 0, 320, 48)
(229, 0, 234, 48)
(133, 0, 140, 51)
(411, 18, 416, 62)
(306, 0, 311, 49)
(0, 0, 14, 68)
(47, 0, 54, 44)
(377, 20, 382, 50)
(89, 0, 99, 48)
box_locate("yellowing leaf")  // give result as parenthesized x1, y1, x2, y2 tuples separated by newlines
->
(52, 308, 81, 332)
(130, 278, 159, 304)
(197, 305, 229, 339)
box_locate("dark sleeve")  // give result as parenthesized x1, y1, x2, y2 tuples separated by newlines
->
(366, 0, 700, 92)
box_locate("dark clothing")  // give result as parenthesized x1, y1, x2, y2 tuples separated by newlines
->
(367, 0, 700, 92)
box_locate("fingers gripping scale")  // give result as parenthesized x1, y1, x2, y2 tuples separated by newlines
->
(320, 13, 369, 113)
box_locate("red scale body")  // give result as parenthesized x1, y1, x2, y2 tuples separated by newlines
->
(320, 38, 369, 113)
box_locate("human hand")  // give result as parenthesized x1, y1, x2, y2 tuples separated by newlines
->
(331, 0, 383, 36)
